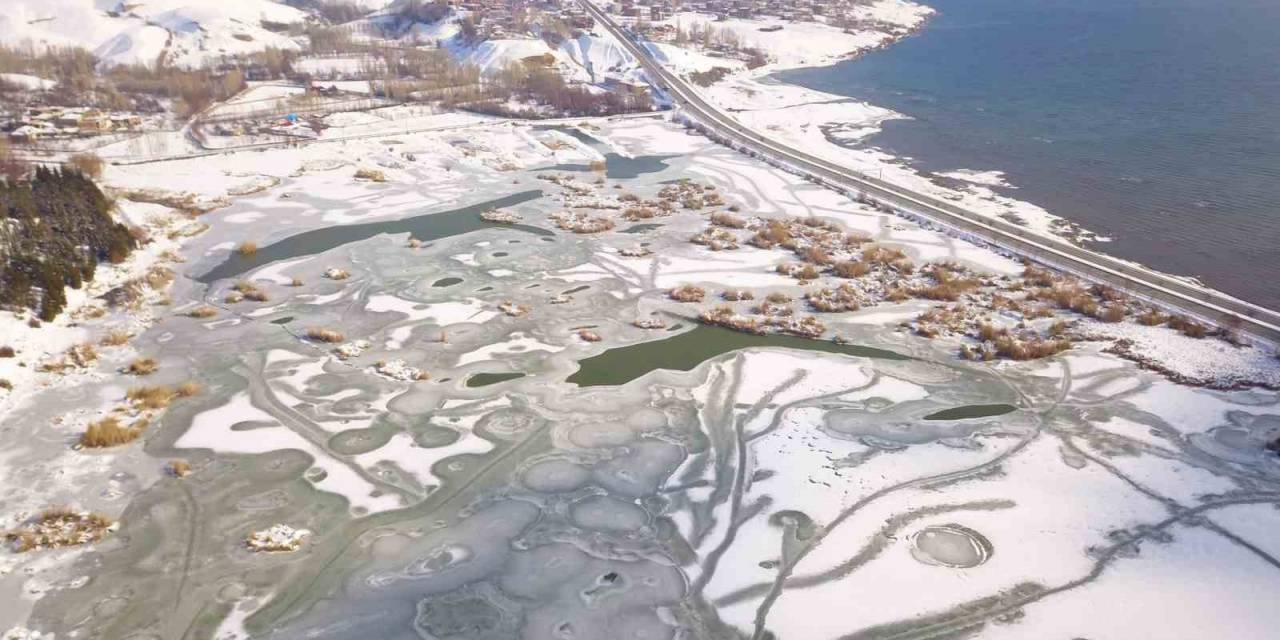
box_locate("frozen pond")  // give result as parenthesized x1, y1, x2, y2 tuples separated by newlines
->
(5, 117, 1280, 640)
(910, 524, 993, 568)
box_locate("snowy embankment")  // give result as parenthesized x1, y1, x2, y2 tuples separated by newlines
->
(634, 1, 1093, 242)
(0, 0, 307, 68)
(0, 199, 206, 424)
(0, 73, 56, 91)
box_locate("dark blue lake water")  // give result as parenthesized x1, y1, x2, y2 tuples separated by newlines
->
(776, 0, 1280, 309)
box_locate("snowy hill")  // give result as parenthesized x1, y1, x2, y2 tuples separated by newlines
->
(0, 0, 308, 68)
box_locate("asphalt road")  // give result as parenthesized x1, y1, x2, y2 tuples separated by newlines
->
(580, 0, 1280, 344)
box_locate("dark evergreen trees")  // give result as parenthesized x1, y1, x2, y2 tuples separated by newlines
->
(0, 167, 136, 319)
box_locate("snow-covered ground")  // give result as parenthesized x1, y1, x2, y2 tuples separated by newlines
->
(596, 1, 1096, 243)
(0, 0, 306, 68)
(0, 73, 56, 91)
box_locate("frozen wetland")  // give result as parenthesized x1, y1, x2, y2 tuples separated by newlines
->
(2, 117, 1279, 640)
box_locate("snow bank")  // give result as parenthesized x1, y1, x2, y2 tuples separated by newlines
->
(450, 38, 555, 74)
(0, 0, 307, 69)
(0, 73, 56, 91)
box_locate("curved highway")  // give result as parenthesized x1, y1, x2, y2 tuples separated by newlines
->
(580, 0, 1280, 344)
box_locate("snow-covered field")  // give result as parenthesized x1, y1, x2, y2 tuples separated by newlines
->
(2, 107, 1279, 640)
(1, 1, 306, 68)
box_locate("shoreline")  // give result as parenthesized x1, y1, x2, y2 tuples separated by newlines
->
(655, 4, 1107, 249)
(760, 0, 1280, 312)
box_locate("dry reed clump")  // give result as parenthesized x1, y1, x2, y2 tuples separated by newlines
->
(0, 346, 14, 358)
(884, 285, 912, 303)
(551, 211, 616, 234)
(0, 379, 11, 391)
(159, 249, 186, 263)
(657, 179, 712, 206)
(890, 257, 916, 275)
(765, 292, 792, 304)
(862, 245, 907, 265)
(40, 342, 99, 373)
(80, 416, 143, 448)
(750, 220, 796, 249)
(289, 277, 304, 287)
(69, 342, 98, 367)
(710, 211, 747, 229)
(805, 284, 861, 312)
(306, 328, 346, 343)
(236, 241, 258, 256)
(912, 305, 972, 338)
(791, 264, 821, 281)
(125, 357, 158, 376)
(245, 524, 311, 553)
(691, 227, 740, 250)
(1093, 284, 1127, 302)
(955, 319, 1074, 361)
(1167, 316, 1208, 338)
(633, 318, 667, 330)
(990, 295, 1054, 319)
(721, 289, 755, 301)
(833, 261, 872, 278)
(186, 306, 218, 318)
(480, 208, 522, 224)
(1048, 320, 1071, 337)
(668, 285, 706, 303)
(843, 230, 873, 247)
(618, 246, 652, 257)
(699, 306, 768, 335)
(1097, 303, 1127, 323)
(771, 315, 827, 338)
(622, 206, 658, 221)
(229, 281, 268, 303)
(498, 301, 531, 317)
(801, 246, 833, 266)
(103, 280, 146, 311)
(175, 381, 201, 398)
(75, 305, 107, 320)
(372, 359, 430, 381)
(578, 329, 603, 342)
(753, 299, 794, 317)
(1137, 309, 1168, 326)
(1021, 264, 1059, 287)
(1026, 283, 1101, 316)
(911, 264, 982, 301)
(127, 385, 179, 410)
(168, 459, 192, 477)
(3, 508, 114, 552)
(144, 266, 175, 290)
(99, 329, 133, 347)
(334, 340, 370, 360)
(354, 168, 387, 182)
(991, 335, 1073, 360)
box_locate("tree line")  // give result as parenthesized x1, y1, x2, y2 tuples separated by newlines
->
(0, 166, 135, 320)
